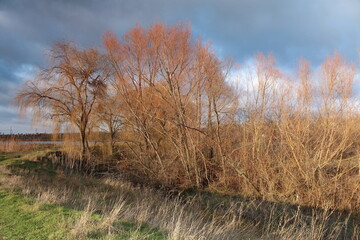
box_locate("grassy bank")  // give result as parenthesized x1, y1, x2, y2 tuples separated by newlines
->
(0, 151, 166, 240)
(0, 190, 77, 239)
(0, 150, 359, 239)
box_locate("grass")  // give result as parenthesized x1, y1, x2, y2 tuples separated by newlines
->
(0, 190, 77, 239)
(0, 151, 167, 240)
(0, 149, 359, 240)
(0, 190, 165, 239)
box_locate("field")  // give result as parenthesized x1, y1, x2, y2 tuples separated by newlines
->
(0, 148, 359, 240)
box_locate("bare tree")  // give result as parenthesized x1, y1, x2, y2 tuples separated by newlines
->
(103, 23, 234, 186)
(95, 91, 123, 155)
(15, 41, 110, 161)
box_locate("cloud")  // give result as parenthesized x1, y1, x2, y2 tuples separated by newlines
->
(194, 0, 360, 66)
(2, 0, 360, 68)
(1, 0, 360, 132)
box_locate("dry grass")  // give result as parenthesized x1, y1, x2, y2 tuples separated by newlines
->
(0, 151, 359, 240)
(0, 138, 39, 152)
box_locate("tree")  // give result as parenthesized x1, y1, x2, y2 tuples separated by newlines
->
(103, 23, 234, 186)
(95, 90, 123, 155)
(15, 41, 110, 162)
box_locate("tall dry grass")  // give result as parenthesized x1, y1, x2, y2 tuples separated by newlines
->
(1, 152, 359, 240)
(216, 53, 360, 212)
(0, 137, 39, 152)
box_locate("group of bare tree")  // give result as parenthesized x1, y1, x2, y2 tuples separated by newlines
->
(16, 23, 360, 211)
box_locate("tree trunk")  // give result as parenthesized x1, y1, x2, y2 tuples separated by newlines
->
(80, 127, 89, 166)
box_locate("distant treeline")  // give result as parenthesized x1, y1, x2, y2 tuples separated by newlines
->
(0, 132, 114, 141)
(0, 133, 53, 141)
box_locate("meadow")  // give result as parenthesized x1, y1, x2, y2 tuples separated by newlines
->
(0, 146, 359, 239)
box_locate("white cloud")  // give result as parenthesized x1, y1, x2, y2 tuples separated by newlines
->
(14, 64, 38, 81)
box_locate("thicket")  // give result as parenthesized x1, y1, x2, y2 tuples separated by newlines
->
(16, 23, 360, 211)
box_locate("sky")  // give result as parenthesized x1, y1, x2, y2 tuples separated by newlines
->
(1, 0, 360, 133)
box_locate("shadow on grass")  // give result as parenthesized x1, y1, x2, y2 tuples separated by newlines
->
(2, 151, 167, 240)
(188, 190, 360, 239)
(4, 151, 360, 240)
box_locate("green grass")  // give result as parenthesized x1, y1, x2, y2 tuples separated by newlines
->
(0, 190, 165, 239)
(0, 150, 358, 239)
(0, 190, 77, 239)
(0, 151, 167, 240)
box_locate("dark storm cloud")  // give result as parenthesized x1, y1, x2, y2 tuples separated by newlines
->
(194, 0, 360, 66)
(2, 0, 360, 65)
(1, 0, 360, 132)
